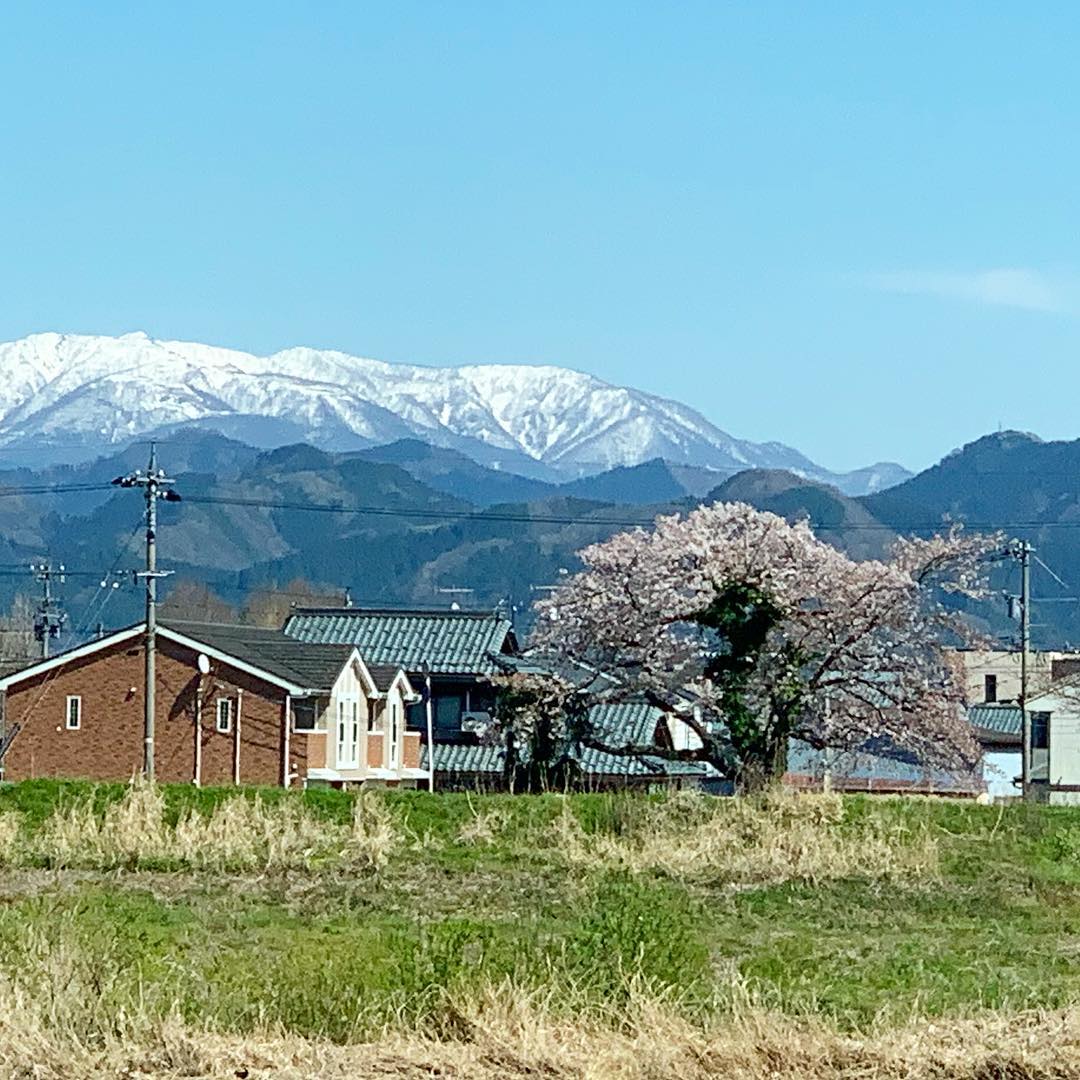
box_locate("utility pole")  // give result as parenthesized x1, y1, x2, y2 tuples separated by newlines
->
(112, 443, 181, 780)
(421, 660, 434, 793)
(31, 561, 66, 659)
(1009, 540, 1034, 800)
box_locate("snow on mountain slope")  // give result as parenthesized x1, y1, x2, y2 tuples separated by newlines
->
(0, 332, 909, 494)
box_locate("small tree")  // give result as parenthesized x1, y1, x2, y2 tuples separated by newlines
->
(161, 580, 237, 623)
(0, 594, 38, 663)
(529, 502, 999, 790)
(242, 578, 342, 628)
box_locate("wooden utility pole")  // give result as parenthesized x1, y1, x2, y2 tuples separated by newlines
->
(1018, 540, 1033, 800)
(113, 443, 181, 780)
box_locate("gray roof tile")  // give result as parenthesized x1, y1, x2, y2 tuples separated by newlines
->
(787, 740, 981, 791)
(283, 608, 515, 675)
(162, 620, 354, 692)
(421, 699, 713, 780)
(969, 704, 1023, 738)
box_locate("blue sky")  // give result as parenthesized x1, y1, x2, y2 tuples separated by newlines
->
(1, 3, 1077, 473)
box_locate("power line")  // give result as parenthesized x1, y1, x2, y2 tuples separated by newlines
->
(9, 474, 1080, 536)
(175, 492, 1080, 532)
(0, 483, 115, 498)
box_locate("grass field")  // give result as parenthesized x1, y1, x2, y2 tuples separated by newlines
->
(1, 780, 1080, 1076)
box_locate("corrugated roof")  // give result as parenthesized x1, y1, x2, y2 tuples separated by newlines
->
(282, 608, 515, 675)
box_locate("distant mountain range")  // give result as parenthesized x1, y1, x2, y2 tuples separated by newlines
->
(0, 426, 1073, 653)
(0, 332, 909, 495)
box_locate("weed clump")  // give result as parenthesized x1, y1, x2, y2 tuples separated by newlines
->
(22, 780, 397, 873)
(554, 789, 938, 885)
(457, 804, 512, 846)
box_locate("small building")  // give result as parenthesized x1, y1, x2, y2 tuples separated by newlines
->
(0, 619, 428, 788)
(968, 703, 1027, 799)
(283, 606, 517, 743)
(954, 647, 1080, 707)
(421, 698, 717, 791)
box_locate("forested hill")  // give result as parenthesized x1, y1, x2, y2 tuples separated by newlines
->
(0, 428, 1076, 649)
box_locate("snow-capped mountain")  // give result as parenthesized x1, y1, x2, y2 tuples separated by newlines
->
(0, 332, 909, 493)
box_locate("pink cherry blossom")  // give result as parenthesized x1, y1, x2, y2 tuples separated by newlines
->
(525, 502, 1001, 789)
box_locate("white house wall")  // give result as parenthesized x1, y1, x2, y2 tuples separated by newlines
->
(328, 660, 370, 773)
(983, 752, 1020, 799)
(670, 715, 703, 752)
(1045, 688, 1080, 789)
(383, 683, 406, 769)
(958, 649, 1080, 705)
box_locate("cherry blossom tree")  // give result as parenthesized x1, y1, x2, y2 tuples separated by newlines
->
(526, 502, 1001, 790)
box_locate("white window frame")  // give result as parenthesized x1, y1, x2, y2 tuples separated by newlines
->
(389, 699, 400, 768)
(216, 698, 233, 734)
(291, 703, 318, 733)
(336, 695, 360, 769)
(65, 695, 81, 730)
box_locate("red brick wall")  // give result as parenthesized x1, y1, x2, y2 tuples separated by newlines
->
(2, 635, 308, 786)
(403, 731, 420, 769)
(366, 733, 384, 768)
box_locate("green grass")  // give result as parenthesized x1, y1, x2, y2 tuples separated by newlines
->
(5, 782, 1080, 1039)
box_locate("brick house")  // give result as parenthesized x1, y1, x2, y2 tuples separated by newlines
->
(0, 619, 428, 788)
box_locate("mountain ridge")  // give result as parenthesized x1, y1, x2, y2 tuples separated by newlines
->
(0, 428, 1072, 648)
(0, 331, 910, 495)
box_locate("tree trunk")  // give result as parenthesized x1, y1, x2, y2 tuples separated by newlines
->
(734, 726, 789, 794)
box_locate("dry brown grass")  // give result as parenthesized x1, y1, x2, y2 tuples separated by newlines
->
(554, 789, 939, 885)
(457, 801, 512, 846)
(3, 781, 398, 873)
(2, 962, 1080, 1079)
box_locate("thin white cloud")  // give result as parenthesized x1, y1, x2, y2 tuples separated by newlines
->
(865, 268, 1074, 313)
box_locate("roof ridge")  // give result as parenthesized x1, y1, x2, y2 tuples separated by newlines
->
(289, 606, 506, 619)
(161, 618, 286, 633)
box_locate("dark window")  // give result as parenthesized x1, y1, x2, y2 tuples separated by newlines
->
(406, 701, 426, 731)
(1053, 659, 1080, 681)
(1031, 711, 1050, 750)
(66, 695, 81, 730)
(292, 701, 317, 732)
(435, 694, 464, 738)
(984, 675, 997, 703)
(469, 687, 496, 714)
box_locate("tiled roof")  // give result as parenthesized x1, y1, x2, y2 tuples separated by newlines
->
(584, 701, 711, 777)
(493, 651, 621, 694)
(162, 620, 355, 692)
(366, 664, 404, 693)
(421, 699, 713, 780)
(421, 742, 505, 775)
(968, 704, 1023, 738)
(282, 608, 515, 675)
